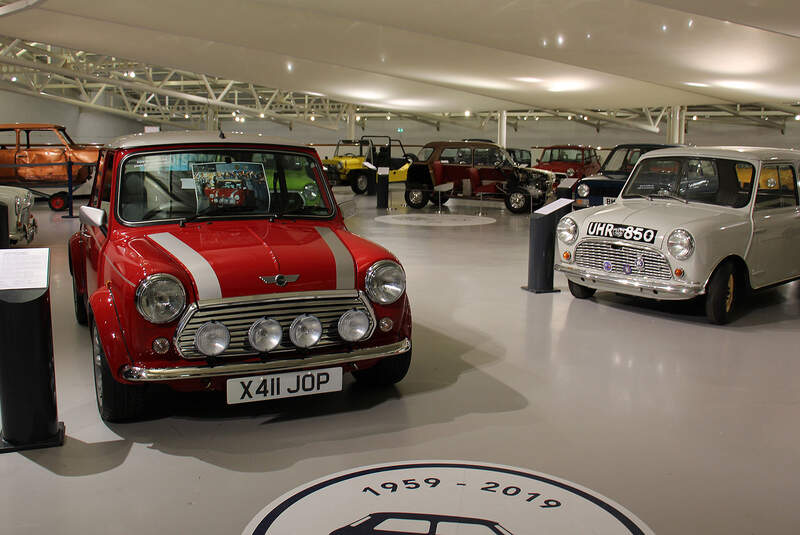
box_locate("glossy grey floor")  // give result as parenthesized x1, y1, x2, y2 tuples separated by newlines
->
(3, 191, 800, 534)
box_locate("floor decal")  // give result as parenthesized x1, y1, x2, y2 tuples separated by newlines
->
(242, 461, 654, 534)
(375, 214, 496, 227)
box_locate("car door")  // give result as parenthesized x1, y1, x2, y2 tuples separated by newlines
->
(0, 128, 18, 180)
(474, 147, 506, 192)
(747, 163, 800, 287)
(438, 147, 472, 191)
(84, 151, 114, 297)
(15, 127, 68, 183)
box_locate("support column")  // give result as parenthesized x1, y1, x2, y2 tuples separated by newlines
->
(497, 110, 507, 148)
(206, 107, 219, 131)
(347, 105, 357, 140)
(666, 105, 685, 144)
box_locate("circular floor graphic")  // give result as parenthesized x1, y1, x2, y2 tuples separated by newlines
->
(242, 461, 654, 535)
(375, 214, 496, 227)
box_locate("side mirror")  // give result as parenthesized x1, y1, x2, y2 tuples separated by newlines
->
(79, 205, 106, 227)
(363, 161, 377, 171)
(338, 198, 357, 219)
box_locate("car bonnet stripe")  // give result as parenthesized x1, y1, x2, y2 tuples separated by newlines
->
(315, 227, 355, 290)
(147, 232, 222, 299)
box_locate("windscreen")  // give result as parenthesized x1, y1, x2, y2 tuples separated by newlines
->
(117, 149, 331, 223)
(622, 156, 755, 208)
(540, 148, 582, 163)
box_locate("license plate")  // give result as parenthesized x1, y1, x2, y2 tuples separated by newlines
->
(586, 222, 657, 243)
(603, 197, 616, 205)
(226, 367, 342, 405)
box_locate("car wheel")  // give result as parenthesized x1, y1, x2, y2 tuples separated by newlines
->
(353, 350, 411, 387)
(504, 187, 531, 214)
(432, 192, 449, 207)
(91, 319, 147, 422)
(705, 261, 736, 325)
(404, 188, 429, 209)
(350, 173, 369, 195)
(568, 280, 596, 299)
(48, 191, 68, 211)
(72, 274, 88, 325)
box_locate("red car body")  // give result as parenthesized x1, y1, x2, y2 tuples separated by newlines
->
(536, 144, 601, 179)
(69, 132, 412, 420)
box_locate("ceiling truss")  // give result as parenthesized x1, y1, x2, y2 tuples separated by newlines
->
(0, 36, 797, 137)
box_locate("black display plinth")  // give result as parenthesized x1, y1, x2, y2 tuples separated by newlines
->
(0, 248, 65, 453)
(522, 198, 574, 294)
(376, 174, 389, 209)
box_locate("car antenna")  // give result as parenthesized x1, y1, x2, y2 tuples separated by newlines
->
(218, 126, 225, 139)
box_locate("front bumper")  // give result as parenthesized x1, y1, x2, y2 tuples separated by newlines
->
(555, 263, 704, 300)
(121, 338, 411, 382)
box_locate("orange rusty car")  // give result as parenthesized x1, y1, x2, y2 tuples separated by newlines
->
(0, 123, 100, 210)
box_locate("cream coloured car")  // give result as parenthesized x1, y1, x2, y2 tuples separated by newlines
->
(0, 185, 36, 245)
(554, 146, 800, 324)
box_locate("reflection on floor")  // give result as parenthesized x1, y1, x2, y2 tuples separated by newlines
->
(3, 191, 800, 534)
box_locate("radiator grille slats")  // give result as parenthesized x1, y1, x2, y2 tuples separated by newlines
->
(574, 240, 673, 280)
(175, 292, 374, 360)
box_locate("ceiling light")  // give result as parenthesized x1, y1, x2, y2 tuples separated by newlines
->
(716, 80, 759, 90)
(355, 115, 361, 121)
(795, 115, 800, 121)
(535, 117, 539, 121)
(586, 33, 591, 39)
(567, 115, 572, 120)
(129, 71, 136, 78)
(557, 35, 564, 46)
(259, 113, 264, 118)
(184, 114, 189, 119)
(143, 113, 148, 117)
(514, 77, 543, 83)
(688, 19, 694, 28)
(523, 116, 528, 120)
(464, 110, 471, 117)
(286, 62, 293, 72)
(542, 39, 548, 47)
(584, 116, 589, 120)
(240, 117, 245, 123)
(10, 76, 16, 82)
(692, 115, 698, 121)
(310, 115, 315, 121)
(685, 82, 710, 87)
(661, 24, 668, 32)
(386, 114, 391, 120)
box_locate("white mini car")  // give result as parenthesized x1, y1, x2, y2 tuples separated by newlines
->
(0, 185, 36, 246)
(554, 146, 800, 324)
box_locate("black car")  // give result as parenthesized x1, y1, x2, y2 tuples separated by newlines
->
(570, 143, 678, 208)
(330, 512, 514, 534)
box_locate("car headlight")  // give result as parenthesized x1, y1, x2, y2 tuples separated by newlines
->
(248, 318, 283, 352)
(14, 196, 22, 215)
(302, 182, 320, 203)
(365, 260, 406, 305)
(135, 273, 186, 324)
(289, 314, 323, 348)
(338, 309, 371, 342)
(567, 168, 576, 177)
(576, 183, 590, 198)
(667, 229, 694, 260)
(195, 321, 230, 356)
(336, 162, 344, 170)
(557, 217, 579, 245)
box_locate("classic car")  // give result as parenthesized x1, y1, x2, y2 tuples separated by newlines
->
(0, 185, 36, 246)
(0, 123, 100, 211)
(537, 144, 601, 197)
(69, 131, 412, 421)
(554, 146, 800, 324)
(506, 147, 532, 167)
(404, 141, 552, 214)
(330, 512, 514, 534)
(571, 143, 678, 208)
(323, 136, 414, 194)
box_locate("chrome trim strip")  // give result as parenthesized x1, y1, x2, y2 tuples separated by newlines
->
(122, 338, 410, 382)
(192, 289, 358, 309)
(555, 263, 704, 298)
(147, 232, 222, 299)
(315, 226, 355, 290)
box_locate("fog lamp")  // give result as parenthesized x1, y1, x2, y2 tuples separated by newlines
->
(379, 317, 394, 332)
(248, 318, 283, 352)
(338, 309, 370, 342)
(289, 314, 322, 348)
(195, 321, 230, 356)
(152, 337, 170, 355)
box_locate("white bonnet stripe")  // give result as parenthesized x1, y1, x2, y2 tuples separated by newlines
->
(315, 227, 355, 290)
(147, 232, 222, 299)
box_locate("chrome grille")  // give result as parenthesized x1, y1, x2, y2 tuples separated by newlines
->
(574, 240, 673, 280)
(175, 290, 375, 360)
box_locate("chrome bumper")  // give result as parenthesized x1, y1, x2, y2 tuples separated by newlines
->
(555, 263, 704, 299)
(121, 338, 411, 382)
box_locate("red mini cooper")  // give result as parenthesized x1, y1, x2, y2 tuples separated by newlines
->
(69, 132, 412, 421)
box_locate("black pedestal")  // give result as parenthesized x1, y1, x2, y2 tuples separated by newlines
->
(0, 205, 8, 249)
(366, 172, 376, 196)
(522, 200, 574, 294)
(376, 175, 389, 208)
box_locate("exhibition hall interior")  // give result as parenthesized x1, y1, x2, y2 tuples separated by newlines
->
(1, 1, 799, 534)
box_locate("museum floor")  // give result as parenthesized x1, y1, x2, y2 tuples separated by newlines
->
(3, 189, 800, 534)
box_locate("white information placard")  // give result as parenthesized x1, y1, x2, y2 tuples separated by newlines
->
(535, 197, 573, 215)
(0, 248, 49, 290)
(377, 166, 390, 175)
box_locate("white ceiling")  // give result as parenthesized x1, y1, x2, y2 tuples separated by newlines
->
(0, 0, 797, 114)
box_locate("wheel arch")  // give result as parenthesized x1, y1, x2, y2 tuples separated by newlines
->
(88, 287, 134, 380)
(705, 254, 751, 293)
(405, 164, 433, 189)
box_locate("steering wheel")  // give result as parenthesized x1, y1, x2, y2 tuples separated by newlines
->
(343, 152, 357, 157)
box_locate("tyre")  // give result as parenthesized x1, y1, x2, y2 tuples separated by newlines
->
(353, 350, 411, 387)
(705, 261, 736, 325)
(72, 274, 88, 325)
(568, 279, 596, 299)
(504, 187, 531, 214)
(48, 191, 68, 211)
(91, 319, 147, 421)
(350, 172, 369, 195)
(404, 188, 429, 209)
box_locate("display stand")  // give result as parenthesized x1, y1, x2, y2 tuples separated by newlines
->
(0, 205, 8, 249)
(0, 248, 65, 453)
(376, 167, 389, 209)
(62, 160, 78, 219)
(522, 198, 574, 294)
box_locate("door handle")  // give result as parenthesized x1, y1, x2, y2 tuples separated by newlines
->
(753, 228, 767, 235)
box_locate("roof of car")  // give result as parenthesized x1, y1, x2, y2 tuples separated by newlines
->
(423, 140, 501, 149)
(542, 144, 595, 150)
(108, 130, 307, 150)
(611, 143, 680, 149)
(0, 123, 65, 130)
(640, 146, 800, 161)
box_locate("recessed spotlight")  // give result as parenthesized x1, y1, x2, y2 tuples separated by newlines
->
(685, 82, 710, 87)
(692, 115, 697, 121)
(688, 19, 694, 28)
(129, 71, 136, 78)
(241, 117, 245, 123)
(661, 24, 668, 32)
(557, 35, 564, 46)
(795, 114, 800, 121)
(542, 39, 548, 47)
(535, 117, 539, 121)
(586, 33, 591, 39)
(567, 115, 572, 120)
(10, 76, 16, 82)
(184, 114, 189, 119)
(259, 113, 265, 118)
(355, 115, 361, 121)
(286, 62, 293, 72)
(386, 114, 391, 120)
(464, 110, 471, 117)
(310, 115, 315, 121)
(143, 113, 148, 117)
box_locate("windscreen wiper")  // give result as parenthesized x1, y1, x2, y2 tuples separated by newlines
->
(623, 193, 652, 201)
(652, 190, 688, 203)
(179, 206, 237, 226)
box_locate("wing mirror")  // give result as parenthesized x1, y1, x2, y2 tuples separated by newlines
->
(337, 197, 357, 219)
(79, 205, 106, 227)
(362, 161, 377, 171)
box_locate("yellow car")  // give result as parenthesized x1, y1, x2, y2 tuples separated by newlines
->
(323, 136, 415, 194)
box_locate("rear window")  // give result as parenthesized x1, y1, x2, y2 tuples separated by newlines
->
(417, 146, 434, 161)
